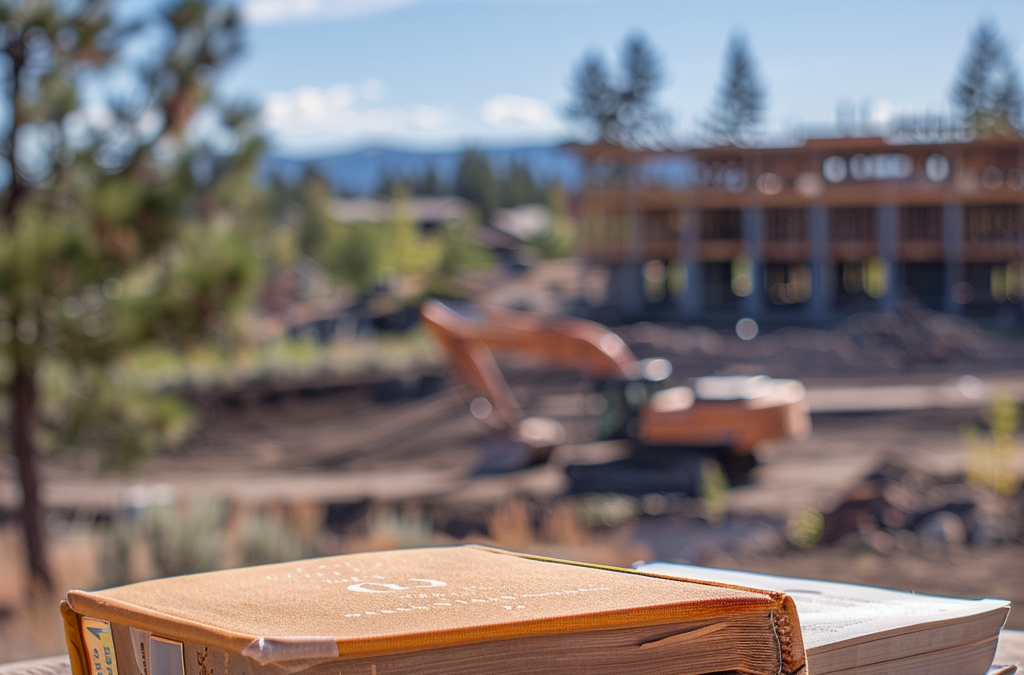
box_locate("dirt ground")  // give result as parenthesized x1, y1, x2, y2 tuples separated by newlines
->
(3, 281, 1024, 659)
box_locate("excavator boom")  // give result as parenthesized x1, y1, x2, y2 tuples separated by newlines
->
(420, 299, 641, 431)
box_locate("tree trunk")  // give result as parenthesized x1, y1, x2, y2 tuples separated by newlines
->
(4, 33, 49, 593)
(3, 35, 25, 223)
(11, 356, 52, 591)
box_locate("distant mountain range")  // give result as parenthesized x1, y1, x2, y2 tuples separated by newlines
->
(261, 143, 583, 195)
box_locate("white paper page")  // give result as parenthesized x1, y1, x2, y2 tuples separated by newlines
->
(640, 562, 1009, 653)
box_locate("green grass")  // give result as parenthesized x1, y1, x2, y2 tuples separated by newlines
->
(115, 330, 441, 393)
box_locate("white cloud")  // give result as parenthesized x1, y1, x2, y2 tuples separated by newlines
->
(242, 0, 598, 26)
(410, 105, 447, 130)
(261, 82, 449, 140)
(480, 94, 556, 128)
(869, 99, 893, 127)
(242, 0, 417, 25)
(359, 78, 387, 102)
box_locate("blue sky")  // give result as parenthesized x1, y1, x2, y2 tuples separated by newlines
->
(216, 0, 1024, 156)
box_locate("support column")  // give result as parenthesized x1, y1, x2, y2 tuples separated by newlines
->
(677, 208, 704, 319)
(741, 206, 765, 318)
(943, 203, 964, 315)
(579, 258, 593, 308)
(609, 263, 644, 319)
(622, 164, 644, 320)
(807, 205, 832, 320)
(878, 204, 900, 314)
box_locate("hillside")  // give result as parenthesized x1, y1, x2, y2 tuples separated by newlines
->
(262, 143, 583, 194)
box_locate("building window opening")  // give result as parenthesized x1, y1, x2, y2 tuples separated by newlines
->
(586, 160, 630, 188)
(764, 208, 809, 242)
(902, 263, 945, 310)
(924, 154, 950, 182)
(900, 206, 943, 241)
(767, 264, 812, 305)
(643, 260, 667, 303)
(705, 262, 738, 307)
(731, 256, 753, 297)
(842, 263, 864, 295)
(608, 213, 630, 246)
(838, 260, 887, 299)
(992, 263, 1024, 303)
(830, 207, 878, 242)
(863, 258, 888, 299)
(701, 209, 743, 240)
(667, 261, 686, 298)
(642, 210, 680, 244)
(965, 206, 1022, 243)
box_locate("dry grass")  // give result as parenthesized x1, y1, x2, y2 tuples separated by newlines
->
(0, 496, 652, 662)
(0, 525, 98, 662)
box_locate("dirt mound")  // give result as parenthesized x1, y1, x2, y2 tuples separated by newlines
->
(841, 305, 1002, 367)
(626, 306, 1021, 379)
(821, 462, 1023, 553)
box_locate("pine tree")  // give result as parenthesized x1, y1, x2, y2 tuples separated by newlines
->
(296, 167, 335, 254)
(0, 0, 263, 591)
(566, 53, 619, 143)
(414, 166, 442, 196)
(703, 34, 766, 146)
(500, 162, 540, 207)
(952, 21, 1023, 134)
(617, 34, 666, 145)
(566, 33, 668, 147)
(455, 149, 498, 221)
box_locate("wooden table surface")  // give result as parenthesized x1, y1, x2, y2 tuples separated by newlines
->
(3, 631, 1024, 675)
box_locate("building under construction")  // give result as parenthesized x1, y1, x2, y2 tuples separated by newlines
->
(571, 134, 1024, 324)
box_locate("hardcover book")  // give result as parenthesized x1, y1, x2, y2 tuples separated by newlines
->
(640, 562, 1010, 675)
(62, 545, 805, 675)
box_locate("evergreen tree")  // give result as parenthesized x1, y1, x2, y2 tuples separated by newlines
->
(375, 169, 405, 198)
(952, 21, 1023, 134)
(566, 53, 619, 142)
(414, 166, 442, 196)
(296, 167, 334, 255)
(0, 0, 263, 590)
(566, 33, 668, 147)
(500, 162, 541, 207)
(324, 224, 382, 294)
(455, 149, 498, 221)
(703, 34, 766, 146)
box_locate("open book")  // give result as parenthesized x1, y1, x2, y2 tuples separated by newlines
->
(640, 562, 1010, 675)
(62, 546, 805, 675)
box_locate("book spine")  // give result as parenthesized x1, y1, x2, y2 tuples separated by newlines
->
(62, 608, 256, 675)
(60, 602, 89, 675)
(773, 597, 807, 675)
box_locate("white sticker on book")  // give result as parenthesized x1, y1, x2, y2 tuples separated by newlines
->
(82, 617, 119, 675)
(129, 627, 151, 675)
(150, 636, 185, 675)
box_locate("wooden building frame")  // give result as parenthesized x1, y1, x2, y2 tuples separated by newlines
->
(569, 136, 1024, 323)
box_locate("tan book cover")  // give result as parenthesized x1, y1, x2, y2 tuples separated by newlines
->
(62, 545, 805, 675)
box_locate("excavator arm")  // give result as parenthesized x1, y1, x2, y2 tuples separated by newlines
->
(420, 299, 642, 432)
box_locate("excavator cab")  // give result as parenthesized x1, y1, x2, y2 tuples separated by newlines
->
(420, 300, 810, 485)
(594, 356, 674, 440)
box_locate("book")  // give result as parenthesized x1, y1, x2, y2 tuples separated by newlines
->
(639, 562, 1011, 675)
(62, 545, 805, 675)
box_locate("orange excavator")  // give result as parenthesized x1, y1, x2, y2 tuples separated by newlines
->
(420, 300, 809, 483)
